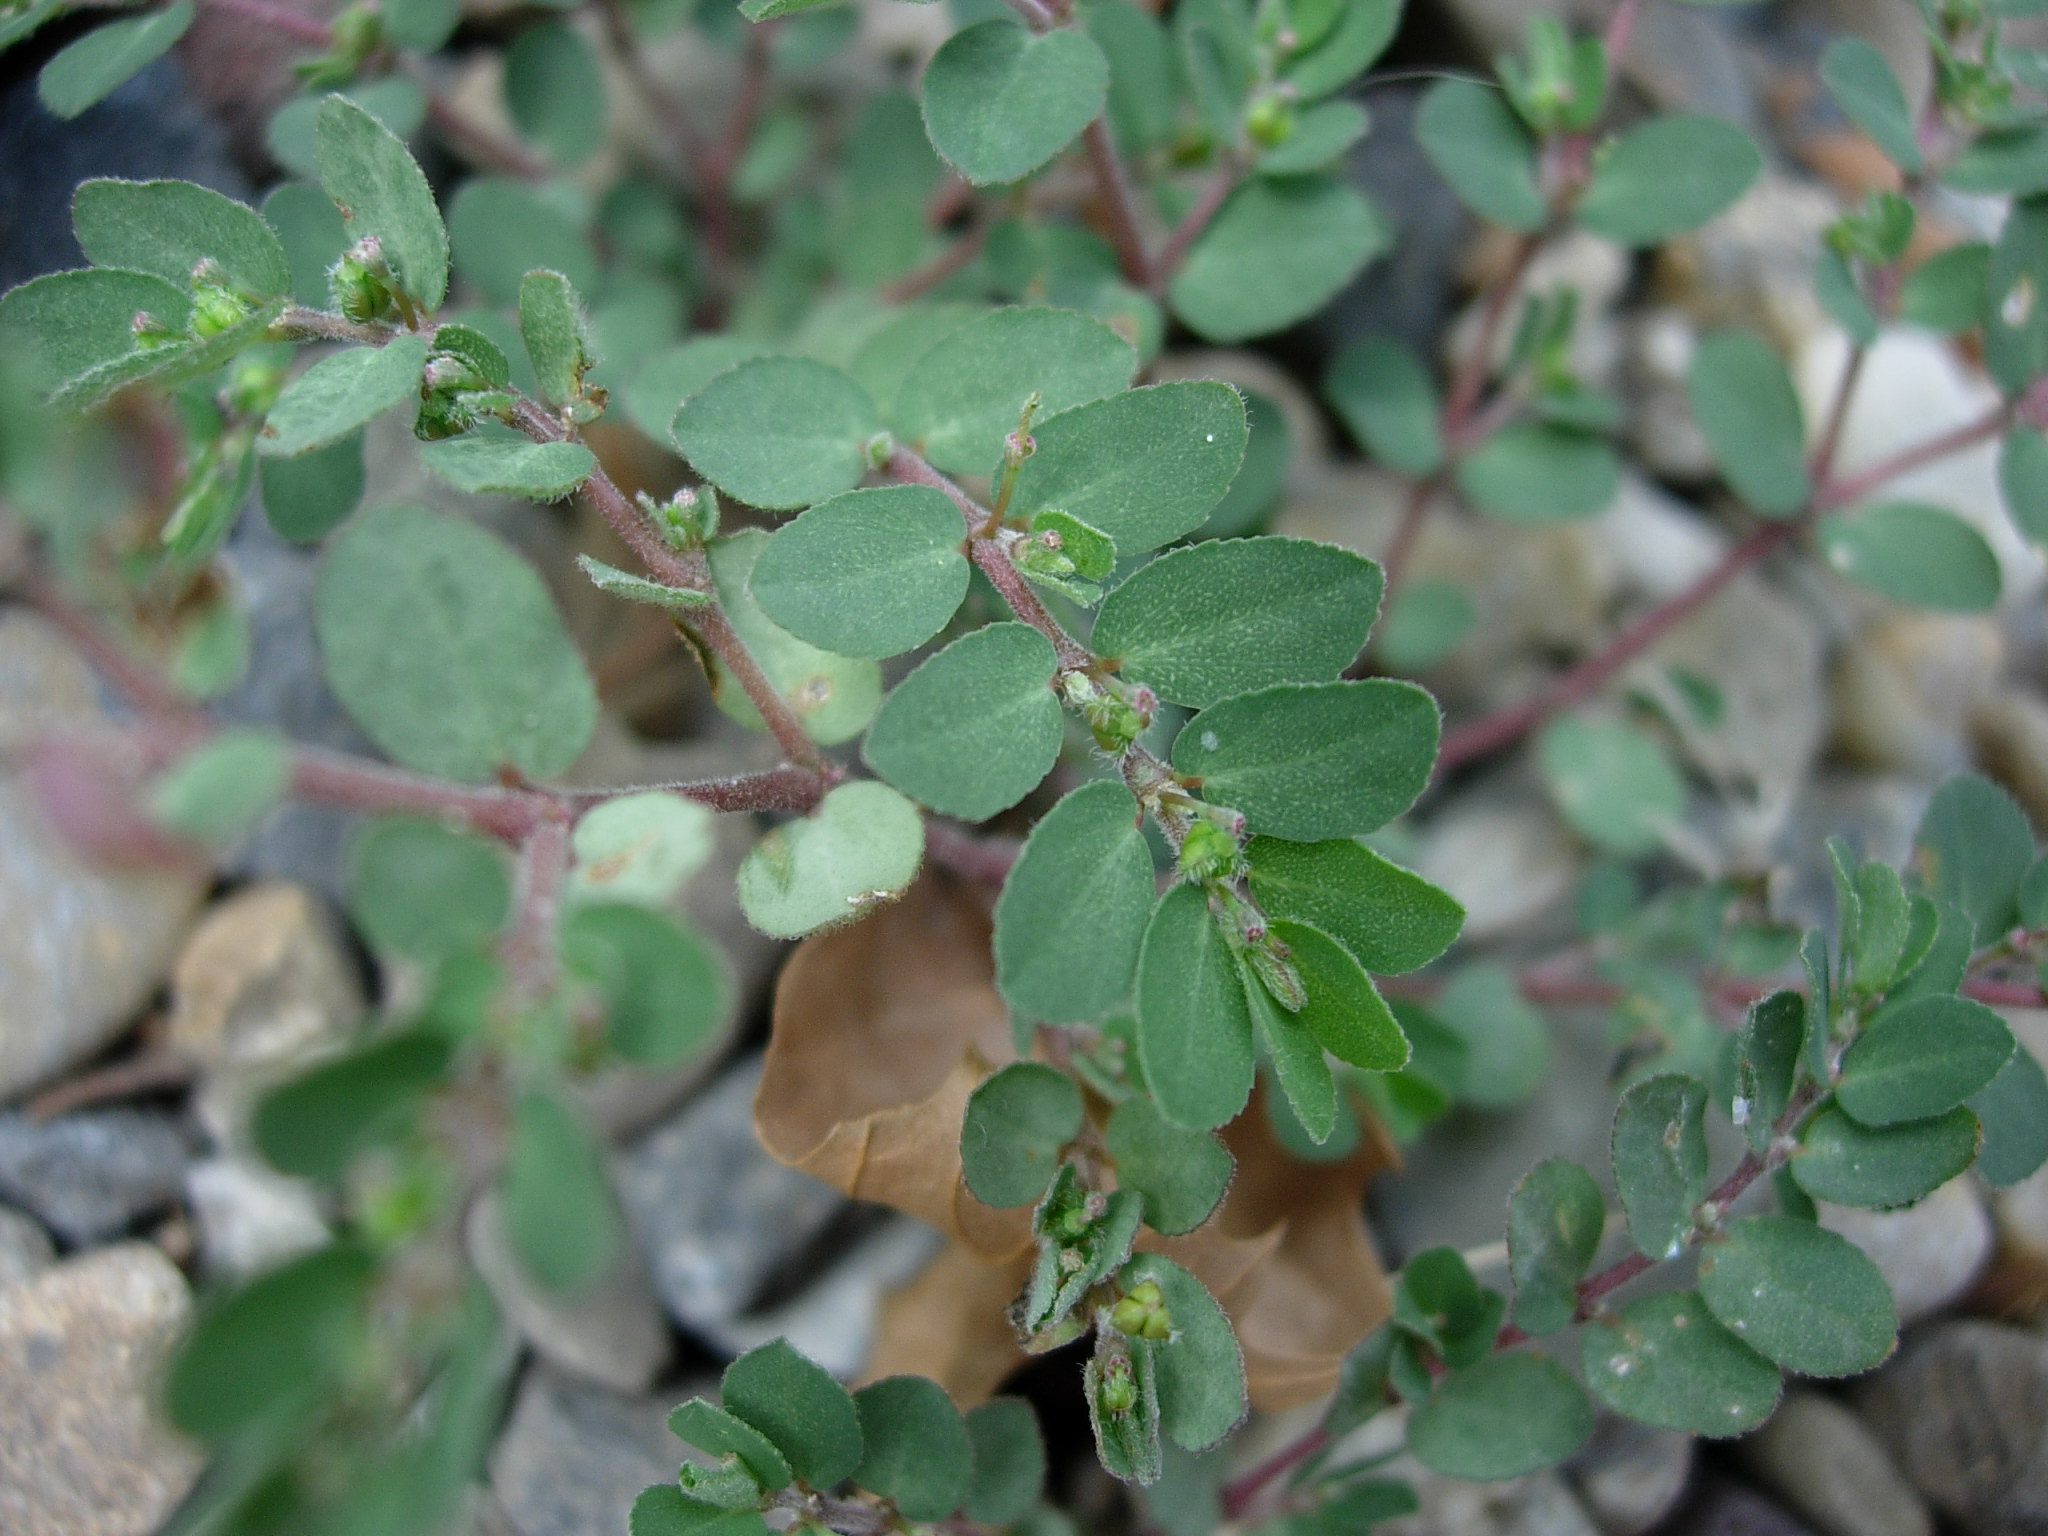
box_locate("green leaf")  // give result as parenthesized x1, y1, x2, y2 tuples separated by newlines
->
(504, 21, 606, 167)
(261, 429, 365, 542)
(750, 486, 969, 657)
(384, 0, 459, 51)
(1244, 835, 1463, 976)
(1280, 0, 1400, 99)
(1270, 920, 1407, 1069)
(72, 178, 291, 299)
(920, 21, 1110, 186)
(722, 1339, 865, 1490)
(36, 1, 193, 119)
(734, 780, 925, 939)
(315, 94, 450, 310)
(562, 903, 731, 1066)
(268, 81, 427, 182)
(1815, 248, 1881, 346)
(1612, 1074, 1709, 1259)
(2001, 429, 2048, 550)
(1245, 966, 1338, 1144)
(1137, 882, 1256, 1130)
(707, 531, 882, 745)
(1984, 198, 2048, 392)
(1087, 1337, 1163, 1485)
(419, 432, 596, 500)
(1537, 715, 1687, 856)
(1914, 772, 2035, 946)
(961, 1063, 1084, 1208)
(519, 269, 586, 408)
(1790, 1104, 1980, 1209)
(1172, 680, 1439, 841)
(448, 179, 599, 307)
(1407, 1353, 1592, 1480)
(350, 817, 509, 960)
(1103, 1095, 1234, 1235)
(623, 339, 776, 441)
(1576, 115, 1763, 247)
(672, 356, 881, 510)
(502, 1087, 619, 1293)
(1970, 1043, 2048, 1187)
(1506, 1158, 1606, 1336)
(629, 1490, 768, 1536)
(1415, 78, 1547, 230)
(575, 558, 711, 615)
(1169, 175, 1389, 343)
(1393, 1246, 1505, 1365)
(853, 1377, 973, 1521)
(1850, 862, 1913, 994)
(1686, 330, 1810, 517)
(1456, 423, 1619, 521)
(1580, 1290, 1780, 1436)
(1093, 536, 1382, 708)
(0, 0, 63, 51)
(1257, 98, 1371, 176)
(568, 791, 715, 908)
(1735, 990, 1804, 1153)
(1899, 242, 1990, 333)
(315, 502, 598, 781)
(894, 306, 1135, 476)
(994, 780, 1155, 1023)
(863, 622, 1062, 820)
(146, 727, 291, 846)
(1121, 1253, 1247, 1452)
(668, 1398, 794, 1489)
(260, 337, 429, 457)
(0, 267, 192, 394)
(1816, 502, 2002, 612)
(166, 1244, 376, 1439)
(1836, 994, 2015, 1126)
(1430, 963, 1549, 1107)
(1947, 125, 2048, 194)
(963, 1398, 1046, 1525)
(1005, 381, 1249, 554)
(253, 1031, 452, 1182)
(1820, 39, 1924, 173)
(1697, 1215, 1896, 1377)
(1325, 337, 1445, 477)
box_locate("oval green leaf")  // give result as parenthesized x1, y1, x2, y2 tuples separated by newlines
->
(1456, 423, 1620, 522)
(734, 781, 925, 939)
(750, 486, 970, 658)
(1270, 920, 1407, 1070)
(1244, 835, 1464, 976)
(1137, 882, 1256, 1130)
(1612, 1073, 1709, 1259)
(1103, 1095, 1234, 1235)
(1092, 536, 1383, 708)
(1576, 115, 1763, 247)
(315, 93, 450, 310)
(1415, 77, 1547, 231)
(1580, 1290, 1781, 1436)
(921, 21, 1111, 186)
(1790, 1104, 1981, 1210)
(707, 530, 882, 746)
(853, 1377, 973, 1521)
(721, 1339, 865, 1491)
(1169, 175, 1389, 344)
(1816, 502, 2002, 613)
(672, 356, 881, 510)
(1697, 1215, 1896, 1377)
(1835, 993, 2015, 1127)
(1687, 330, 1810, 517)
(73, 177, 291, 299)
(1120, 1252, 1247, 1452)
(1407, 1352, 1592, 1480)
(1506, 1157, 1606, 1337)
(1171, 679, 1440, 841)
(260, 337, 429, 458)
(862, 622, 1063, 821)
(994, 779, 1155, 1023)
(961, 1062, 1085, 1208)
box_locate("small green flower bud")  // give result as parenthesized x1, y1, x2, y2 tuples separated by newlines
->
(1096, 1355, 1138, 1416)
(1177, 818, 1238, 881)
(1245, 940, 1307, 1013)
(132, 310, 182, 349)
(1245, 92, 1296, 148)
(329, 238, 400, 324)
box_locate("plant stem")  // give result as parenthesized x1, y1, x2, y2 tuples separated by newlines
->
(1812, 402, 2010, 510)
(274, 307, 408, 346)
(1082, 120, 1154, 287)
(196, 0, 332, 46)
(681, 602, 835, 777)
(880, 223, 990, 304)
(883, 446, 1094, 672)
(925, 821, 1024, 883)
(596, 0, 710, 173)
(999, 0, 1058, 29)
(1441, 231, 1545, 433)
(1437, 520, 1799, 771)
(1220, 1428, 1331, 1518)
(1150, 159, 1241, 294)
(1808, 343, 1869, 484)
(416, 75, 553, 180)
(503, 811, 572, 998)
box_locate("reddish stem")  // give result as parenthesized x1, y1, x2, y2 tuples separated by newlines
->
(1150, 161, 1240, 295)
(682, 602, 835, 777)
(1813, 404, 2010, 511)
(880, 224, 990, 304)
(925, 821, 1023, 884)
(1441, 231, 1545, 433)
(1436, 521, 1798, 772)
(1082, 120, 1153, 287)
(1220, 1428, 1330, 1519)
(196, 0, 331, 46)
(1378, 474, 1444, 608)
(503, 812, 572, 998)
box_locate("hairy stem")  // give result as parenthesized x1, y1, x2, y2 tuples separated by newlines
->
(274, 307, 409, 346)
(503, 812, 573, 998)
(1150, 159, 1241, 295)
(925, 820, 1024, 883)
(880, 223, 991, 304)
(1812, 402, 2010, 510)
(680, 602, 835, 778)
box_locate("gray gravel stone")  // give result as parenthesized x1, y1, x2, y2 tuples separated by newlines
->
(0, 1243, 203, 1536)
(1819, 1178, 1992, 1328)
(1567, 1418, 1694, 1536)
(0, 613, 205, 1102)
(488, 1366, 687, 1536)
(0, 1202, 56, 1289)
(468, 1191, 670, 1395)
(615, 1055, 848, 1339)
(1738, 1390, 1932, 1536)
(1854, 1320, 2048, 1536)
(0, 1108, 197, 1246)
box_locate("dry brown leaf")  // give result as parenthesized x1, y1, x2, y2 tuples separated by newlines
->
(865, 1244, 1034, 1401)
(753, 873, 1032, 1261)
